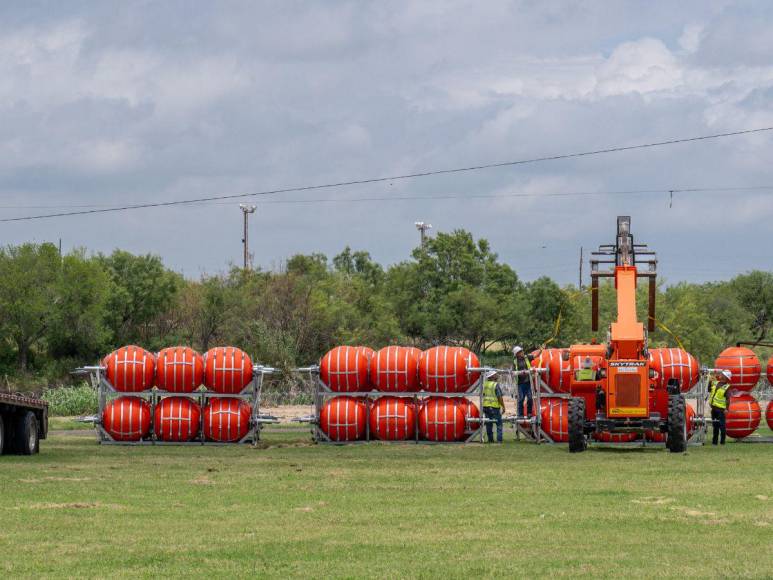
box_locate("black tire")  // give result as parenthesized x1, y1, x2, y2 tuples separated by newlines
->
(14, 412, 39, 455)
(666, 394, 687, 453)
(568, 397, 587, 453)
(0, 414, 4, 455)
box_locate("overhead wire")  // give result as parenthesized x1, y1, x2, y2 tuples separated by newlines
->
(1, 125, 772, 223)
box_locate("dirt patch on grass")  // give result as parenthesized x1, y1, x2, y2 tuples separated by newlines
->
(191, 476, 215, 485)
(25, 502, 121, 510)
(18, 476, 92, 483)
(632, 496, 675, 505)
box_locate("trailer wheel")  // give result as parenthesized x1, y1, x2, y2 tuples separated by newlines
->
(568, 397, 587, 453)
(0, 414, 4, 455)
(666, 394, 687, 453)
(14, 412, 39, 455)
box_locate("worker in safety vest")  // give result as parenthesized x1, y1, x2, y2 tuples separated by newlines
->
(482, 370, 506, 443)
(513, 346, 532, 418)
(707, 369, 732, 445)
(576, 356, 596, 381)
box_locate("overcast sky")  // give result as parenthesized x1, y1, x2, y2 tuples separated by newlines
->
(1, 1, 772, 284)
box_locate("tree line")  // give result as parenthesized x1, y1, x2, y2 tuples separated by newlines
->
(0, 230, 770, 389)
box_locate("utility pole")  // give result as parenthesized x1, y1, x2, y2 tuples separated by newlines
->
(414, 221, 432, 247)
(239, 204, 257, 270)
(579, 246, 583, 289)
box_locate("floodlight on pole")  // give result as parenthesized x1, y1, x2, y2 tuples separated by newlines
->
(415, 221, 432, 246)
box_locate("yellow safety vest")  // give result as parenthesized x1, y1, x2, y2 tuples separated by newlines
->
(576, 368, 595, 381)
(483, 380, 500, 408)
(708, 381, 729, 410)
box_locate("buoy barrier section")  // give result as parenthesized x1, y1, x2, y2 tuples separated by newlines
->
(102, 396, 152, 441)
(725, 393, 761, 439)
(766, 399, 773, 431)
(370, 346, 420, 392)
(203, 398, 252, 442)
(102, 345, 156, 392)
(531, 348, 571, 393)
(154, 396, 201, 442)
(713, 347, 761, 392)
(540, 397, 569, 443)
(648, 348, 700, 392)
(319, 346, 371, 392)
(419, 346, 480, 393)
(368, 396, 416, 441)
(156, 346, 204, 393)
(458, 398, 481, 435)
(419, 397, 467, 441)
(204, 346, 253, 394)
(319, 396, 367, 442)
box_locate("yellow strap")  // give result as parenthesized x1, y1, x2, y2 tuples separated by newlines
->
(648, 316, 686, 351)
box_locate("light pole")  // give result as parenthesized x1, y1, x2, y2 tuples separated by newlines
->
(414, 221, 432, 247)
(240, 204, 257, 270)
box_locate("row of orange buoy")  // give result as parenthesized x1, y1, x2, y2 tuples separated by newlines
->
(319, 345, 481, 393)
(101, 345, 254, 394)
(101, 396, 252, 442)
(319, 396, 481, 442)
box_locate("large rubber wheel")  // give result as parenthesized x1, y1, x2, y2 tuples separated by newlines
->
(14, 412, 39, 455)
(0, 414, 4, 455)
(568, 397, 587, 453)
(666, 394, 687, 453)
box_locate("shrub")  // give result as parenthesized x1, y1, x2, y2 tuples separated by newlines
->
(43, 383, 99, 416)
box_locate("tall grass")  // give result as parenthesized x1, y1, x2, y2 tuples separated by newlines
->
(42, 383, 98, 416)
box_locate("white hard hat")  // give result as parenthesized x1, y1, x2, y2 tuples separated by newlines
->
(486, 370, 498, 379)
(512, 346, 523, 355)
(721, 369, 732, 380)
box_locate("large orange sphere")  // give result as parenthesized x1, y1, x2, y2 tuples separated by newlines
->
(649, 348, 700, 391)
(726, 393, 761, 439)
(368, 396, 416, 440)
(102, 345, 156, 392)
(540, 397, 569, 442)
(204, 347, 253, 394)
(203, 397, 252, 442)
(767, 356, 773, 385)
(766, 400, 773, 431)
(419, 346, 480, 393)
(156, 346, 204, 393)
(531, 348, 572, 393)
(320, 346, 371, 392)
(354, 346, 376, 363)
(418, 397, 466, 441)
(714, 347, 761, 392)
(102, 396, 151, 441)
(370, 346, 420, 392)
(319, 396, 367, 441)
(154, 396, 201, 442)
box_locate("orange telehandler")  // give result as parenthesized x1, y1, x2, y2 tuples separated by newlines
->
(567, 216, 687, 452)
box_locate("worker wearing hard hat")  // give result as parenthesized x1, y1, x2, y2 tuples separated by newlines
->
(482, 370, 506, 443)
(707, 370, 732, 445)
(513, 346, 533, 418)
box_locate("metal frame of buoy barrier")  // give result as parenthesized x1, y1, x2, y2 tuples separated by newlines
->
(501, 367, 553, 443)
(295, 364, 527, 444)
(74, 363, 275, 445)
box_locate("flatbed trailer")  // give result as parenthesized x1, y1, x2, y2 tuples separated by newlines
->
(0, 392, 48, 455)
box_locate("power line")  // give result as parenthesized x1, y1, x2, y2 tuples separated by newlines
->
(1, 125, 772, 223)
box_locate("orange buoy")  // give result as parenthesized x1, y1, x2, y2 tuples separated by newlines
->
(102, 396, 151, 441)
(418, 397, 466, 441)
(370, 346, 420, 392)
(714, 347, 761, 392)
(320, 396, 367, 441)
(103, 345, 155, 392)
(531, 348, 571, 393)
(419, 346, 480, 393)
(368, 396, 416, 440)
(767, 355, 773, 385)
(203, 398, 252, 442)
(319, 346, 371, 392)
(458, 398, 481, 434)
(766, 399, 773, 430)
(204, 347, 253, 394)
(540, 397, 569, 442)
(648, 348, 700, 391)
(646, 404, 696, 442)
(156, 347, 204, 393)
(593, 431, 639, 443)
(355, 346, 376, 363)
(154, 396, 201, 442)
(726, 393, 761, 439)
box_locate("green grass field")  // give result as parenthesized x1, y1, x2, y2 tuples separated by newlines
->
(2, 423, 771, 578)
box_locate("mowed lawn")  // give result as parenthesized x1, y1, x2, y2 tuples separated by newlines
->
(1, 423, 771, 578)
